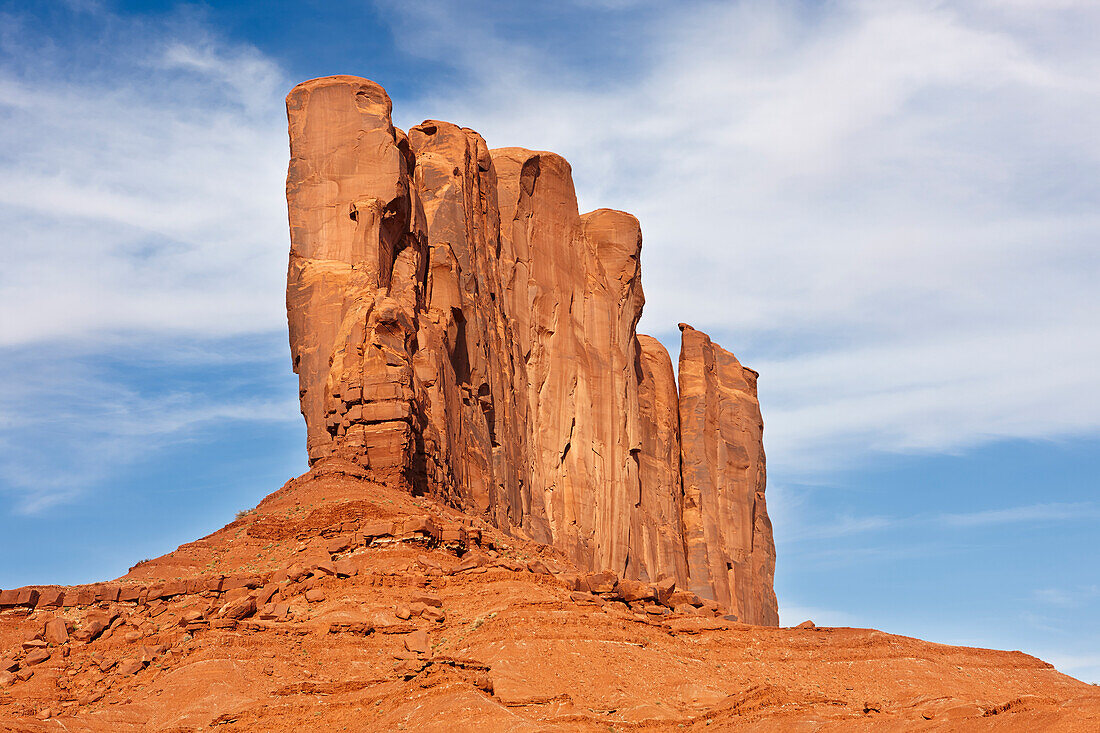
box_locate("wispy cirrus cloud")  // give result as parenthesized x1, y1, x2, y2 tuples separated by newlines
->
(778, 501, 1099, 549)
(0, 336, 300, 513)
(2, 0, 1098, 510)
(0, 4, 290, 348)
(0, 4, 300, 510)
(380, 0, 1100, 473)
(781, 514, 896, 542)
(1032, 586, 1100, 607)
(940, 502, 1100, 527)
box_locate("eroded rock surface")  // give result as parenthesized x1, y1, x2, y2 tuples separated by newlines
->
(285, 75, 775, 623)
(1, 465, 1095, 731)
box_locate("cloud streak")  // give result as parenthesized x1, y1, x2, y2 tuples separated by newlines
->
(0, 337, 300, 513)
(383, 0, 1100, 473)
(940, 502, 1100, 527)
(0, 5, 291, 348)
(779, 501, 1098, 545)
(1, 0, 1097, 507)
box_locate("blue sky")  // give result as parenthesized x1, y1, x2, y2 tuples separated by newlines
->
(1, 0, 1097, 681)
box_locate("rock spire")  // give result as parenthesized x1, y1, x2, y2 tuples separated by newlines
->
(285, 75, 777, 624)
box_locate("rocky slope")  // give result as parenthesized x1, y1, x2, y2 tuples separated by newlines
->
(286, 76, 775, 624)
(1, 462, 1097, 730)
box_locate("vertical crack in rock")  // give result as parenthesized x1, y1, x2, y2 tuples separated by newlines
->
(285, 75, 778, 624)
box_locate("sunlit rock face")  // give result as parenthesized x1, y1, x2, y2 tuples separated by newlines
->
(285, 75, 777, 624)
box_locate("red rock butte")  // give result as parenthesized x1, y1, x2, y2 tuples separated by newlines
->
(0, 76, 1097, 730)
(285, 75, 776, 625)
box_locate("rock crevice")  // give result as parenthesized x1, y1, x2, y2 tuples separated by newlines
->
(285, 75, 777, 625)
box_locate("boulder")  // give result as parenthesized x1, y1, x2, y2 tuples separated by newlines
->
(362, 522, 396, 541)
(259, 603, 290, 621)
(394, 658, 426, 678)
(526, 560, 551, 576)
(326, 536, 352, 554)
(94, 585, 120, 602)
(454, 551, 491, 573)
(73, 612, 112, 643)
(42, 619, 68, 646)
(653, 577, 676, 606)
(404, 630, 430, 654)
(0, 587, 39, 608)
(118, 586, 144, 603)
(580, 572, 618, 595)
(668, 590, 703, 608)
(22, 649, 50, 667)
(570, 591, 604, 606)
(409, 593, 442, 608)
(219, 596, 257, 620)
(256, 583, 281, 606)
(403, 516, 439, 539)
(178, 610, 205, 626)
(614, 579, 656, 604)
(312, 559, 336, 577)
(116, 658, 144, 676)
(66, 587, 95, 606)
(220, 576, 262, 592)
(439, 529, 463, 545)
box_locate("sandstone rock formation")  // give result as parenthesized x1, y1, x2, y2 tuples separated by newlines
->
(285, 75, 776, 624)
(1, 74, 1097, 729)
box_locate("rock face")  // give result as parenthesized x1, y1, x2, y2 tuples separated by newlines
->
(285, 75, 776, 624)
(677, 324, 777, 626)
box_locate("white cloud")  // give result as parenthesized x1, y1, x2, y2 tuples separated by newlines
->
(782, 513, 895, 542)
(0, 7, 290, 348)
(1, 0, 1098, 506)
(940, 502, 1099, 526)
(0, 338, 301, 513)
(0, 8, 304, 511)
(381, 0, 1100, 472)
(1032, 586, 1100, 607)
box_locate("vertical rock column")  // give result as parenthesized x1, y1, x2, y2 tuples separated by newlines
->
(285, 76, 427, 477)
(677, 324, 778, 625)
(405, 121, 549, 539)
(633, 335, 690, 583)
(493, 148, 647, 575)
(284, 76, 779, 624)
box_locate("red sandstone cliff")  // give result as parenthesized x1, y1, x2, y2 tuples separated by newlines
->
(285, 76, 776, 625)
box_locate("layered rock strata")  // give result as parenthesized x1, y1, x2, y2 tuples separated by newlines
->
(285, 75, 777, 624)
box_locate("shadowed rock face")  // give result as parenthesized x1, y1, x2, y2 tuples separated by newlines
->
(285, 75, 777, 624)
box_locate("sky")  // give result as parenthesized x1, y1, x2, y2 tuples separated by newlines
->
(0, 0, 1097, 682)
